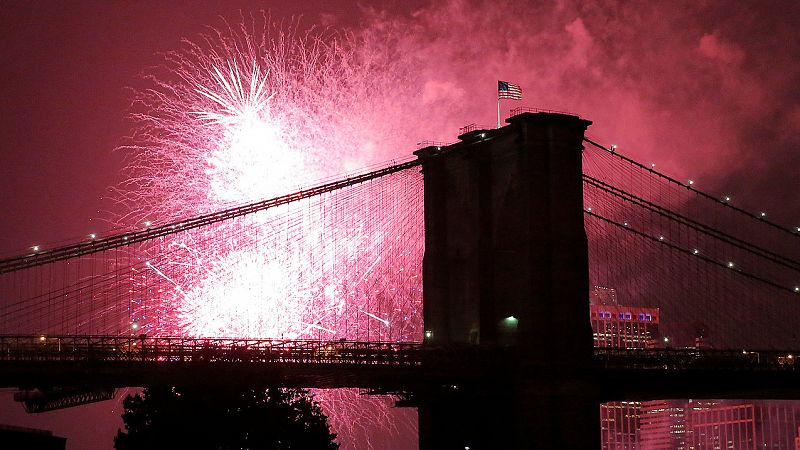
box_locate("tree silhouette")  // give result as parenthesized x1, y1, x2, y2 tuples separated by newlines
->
(115, 386, 338, 450)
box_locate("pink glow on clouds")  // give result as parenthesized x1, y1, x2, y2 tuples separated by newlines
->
(1, 2, 799, 450)
(344, 0, 800, 223)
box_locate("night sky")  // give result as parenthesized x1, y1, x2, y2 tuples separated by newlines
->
(1, 1, 799, 449)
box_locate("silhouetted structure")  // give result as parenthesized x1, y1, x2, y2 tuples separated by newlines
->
(2, 109, 800, 448)
(414, 112, 594, 448)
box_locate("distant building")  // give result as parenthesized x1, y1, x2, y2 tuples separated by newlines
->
(639, 400, 688, 450)
(591, 285, 619, 306)
(638, 399, 800, 449)
(590, 287, 661, 349)
(601, 400, 641, 449)
(687, 400, 754, 449)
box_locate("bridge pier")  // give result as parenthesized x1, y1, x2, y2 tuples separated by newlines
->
(414, 112, 597, 448)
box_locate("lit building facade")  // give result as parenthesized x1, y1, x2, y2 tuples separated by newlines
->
(601, 401, 641, 450)
(590, 304, 660, 349)
(687, 400, 755, 449)
(640, 400, 688, 450)
(637, 399, 800, 449)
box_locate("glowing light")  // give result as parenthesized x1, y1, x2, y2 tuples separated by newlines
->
(131, 322, 139, 330)
(658, 236, 664, 241)
(688, 180, 694, 185)
(723, 196, 731, 202)
(118, 19, 423, 343)
(144, 221, 152, 227)
(39, 335, 46, 342)
(794, 286, 799, 293)
(759, 212, 766, 218)
(727, 261, 735, 268)
(610, 144, 617, 152)
(88, 233, 97, 239)
(503, 316, 519, 329)
(650, 163, 656, 168)
(118, 19, 424, 448)
(693, 249, 699, 255)
(32, 245, 40, 252)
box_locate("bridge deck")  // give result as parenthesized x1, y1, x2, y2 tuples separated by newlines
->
(2, 336, 800, 399)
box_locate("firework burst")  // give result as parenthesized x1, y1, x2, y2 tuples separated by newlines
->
(117, 13, 422, 449)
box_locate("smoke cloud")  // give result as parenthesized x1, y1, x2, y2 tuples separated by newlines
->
(345, 0, 800, 224)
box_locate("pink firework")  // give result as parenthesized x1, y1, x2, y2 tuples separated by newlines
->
(119, 13, 423, 340)
(118, 14, 422, 450)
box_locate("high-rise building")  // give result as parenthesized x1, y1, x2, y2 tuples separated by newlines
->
(640, 400, 688, 450)
(590, 286, 660, 349)
(601, 400, 641, 449)
(687, 400, 755, 449)
(637, 399, 800, 450)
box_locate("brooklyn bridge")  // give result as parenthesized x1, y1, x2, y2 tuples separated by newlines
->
(1, 111, 799, 448)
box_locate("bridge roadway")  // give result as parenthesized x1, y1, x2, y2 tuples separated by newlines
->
(2, 335, 800, 400)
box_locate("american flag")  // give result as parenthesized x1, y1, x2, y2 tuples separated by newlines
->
(498, 80, 522, 100)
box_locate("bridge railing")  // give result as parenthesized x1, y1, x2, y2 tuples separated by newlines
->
(595, 348, 800, 371)
(0, 335, 424, 366)
(4, 335, 800, 373)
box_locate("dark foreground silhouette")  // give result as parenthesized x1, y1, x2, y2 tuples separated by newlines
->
(115, 386, 338, 450)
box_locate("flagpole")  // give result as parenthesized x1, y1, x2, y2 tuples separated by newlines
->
(497, 97, 501, 129)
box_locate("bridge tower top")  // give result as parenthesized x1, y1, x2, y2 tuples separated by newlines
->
(414, 112, 593, 365)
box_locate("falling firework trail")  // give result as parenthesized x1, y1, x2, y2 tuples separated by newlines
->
(116, 13, 421, 449)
